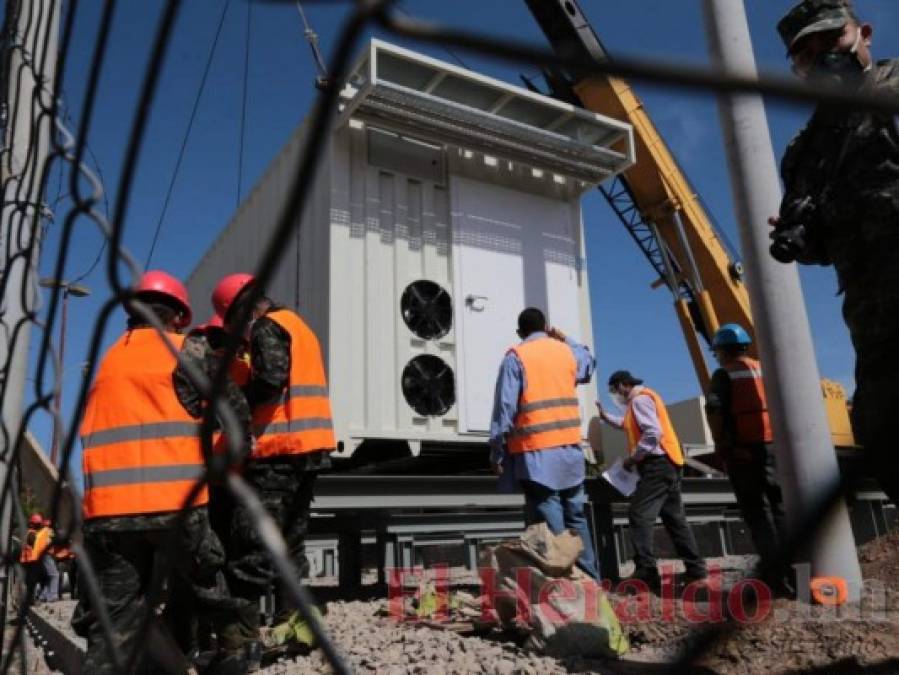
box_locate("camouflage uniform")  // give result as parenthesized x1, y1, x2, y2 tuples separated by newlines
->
(74, 509, 240, 673)
(778, 4, 899, 504)
(73, 329, 254, 671)
(171, 331, 255, 655)
(223, 309, 330, 645)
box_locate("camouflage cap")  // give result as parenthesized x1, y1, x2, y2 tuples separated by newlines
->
(777, 0, 858, 53)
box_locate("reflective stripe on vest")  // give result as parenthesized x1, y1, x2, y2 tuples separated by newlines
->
(622, 387, 684, 466)
(725, 356, 772, 444)
(80, 329, 208, 519)
(507, 337, 582, 453)
(251, 310, 336, 458)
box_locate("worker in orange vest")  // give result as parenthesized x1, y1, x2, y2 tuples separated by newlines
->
(212, 273, 335, 660)
(172, 314, 253, 660)
(489, 307, 600, 580)
(598, 371, 707, 590)
(76, 271, 247, 674)
(705, 323, 791, 595)
(36, 518, 60, 602)
(20, 513, 53, 602)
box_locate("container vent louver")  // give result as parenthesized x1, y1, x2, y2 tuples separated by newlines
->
(401, 280, 452, 340)
(401, 355, 455, 416)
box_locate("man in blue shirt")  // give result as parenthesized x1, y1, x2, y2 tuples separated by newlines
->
(489, 307, 600, 580)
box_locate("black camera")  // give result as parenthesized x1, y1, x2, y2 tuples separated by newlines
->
(769, 196, 816, 264)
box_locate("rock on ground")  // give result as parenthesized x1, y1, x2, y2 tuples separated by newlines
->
(22, 534, 899, 674)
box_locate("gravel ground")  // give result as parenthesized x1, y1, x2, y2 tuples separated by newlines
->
(24, 533, 899, 674)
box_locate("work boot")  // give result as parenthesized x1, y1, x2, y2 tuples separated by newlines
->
(205, 641, 262, 675)
(261, 609, 321, 660)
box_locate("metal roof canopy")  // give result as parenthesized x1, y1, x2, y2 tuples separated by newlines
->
(338, 40, 635, 188)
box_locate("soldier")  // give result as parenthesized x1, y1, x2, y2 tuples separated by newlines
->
(75, 271, 246, 673)
(773, 0, 899, 505)
(170, 314, 255, 664)
(212, 273, 335, 659)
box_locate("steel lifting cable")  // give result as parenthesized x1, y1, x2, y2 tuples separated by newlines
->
(144, 0, 232, 270)
(295, 0, 329, 88)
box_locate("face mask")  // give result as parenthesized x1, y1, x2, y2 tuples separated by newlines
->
(611, 392, 628, 409)
(810, 28, 865, 88)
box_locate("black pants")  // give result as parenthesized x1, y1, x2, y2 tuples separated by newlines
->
(726, 444, 787, 567)
(222, 457, 318, 646)
(628, 455, 706, 577)
(852, 343, 899, 507)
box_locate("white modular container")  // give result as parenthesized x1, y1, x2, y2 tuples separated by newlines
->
(187, 40, 635, 458)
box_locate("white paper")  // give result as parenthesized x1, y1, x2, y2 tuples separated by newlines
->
(602, 458, 639, 497)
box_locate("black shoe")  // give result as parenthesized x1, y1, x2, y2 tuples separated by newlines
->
(621, 569, 662, 593)
(681, 568, 709, 585)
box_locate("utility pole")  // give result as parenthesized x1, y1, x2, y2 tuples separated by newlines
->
(0, 0, 59, 584)
(38, 279, 90, 466)
(701, 0, 862, 600)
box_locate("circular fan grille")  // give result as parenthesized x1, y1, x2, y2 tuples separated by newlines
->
(400, 280, 452, 340)
(401, 355, 455, 417)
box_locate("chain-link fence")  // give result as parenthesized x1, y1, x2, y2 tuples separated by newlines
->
(1, 0, 898, 673)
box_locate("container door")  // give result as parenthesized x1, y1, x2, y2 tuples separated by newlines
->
(451, 176, 581, 433)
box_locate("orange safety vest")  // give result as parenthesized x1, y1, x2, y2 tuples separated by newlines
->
(724, 356, 772, 445)
(623, 387, 684, 466)
(80, 328, 208, 519)
(20, 527, 50, 563)
(211, 349, 252, 456)
(251, 310, 336, 458)
(507, 337, 582, 454)
(212, 350, 250, 454)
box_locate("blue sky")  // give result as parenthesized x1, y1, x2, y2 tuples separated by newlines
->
(20, 1, 899, 473)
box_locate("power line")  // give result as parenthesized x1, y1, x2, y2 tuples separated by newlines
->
(237, 0, 251, 208)
(145, 0, 232, 270)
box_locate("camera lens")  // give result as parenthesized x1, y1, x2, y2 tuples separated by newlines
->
(770, 238, 798, 264)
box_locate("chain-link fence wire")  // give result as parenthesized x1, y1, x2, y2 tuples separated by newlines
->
(1, 0, 899, 673)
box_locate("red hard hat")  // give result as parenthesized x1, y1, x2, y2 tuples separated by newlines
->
(28, 513, 42, 526)
(211, 274, 254, 319)
(188, 314, 224, 336)
(135, 270, 192, 328)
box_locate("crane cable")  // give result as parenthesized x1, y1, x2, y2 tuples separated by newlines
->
(295, 1, 329, 89)
(145, 0, 232, 269)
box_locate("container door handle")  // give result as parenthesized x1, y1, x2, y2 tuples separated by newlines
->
(465, 294, 488, 312)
